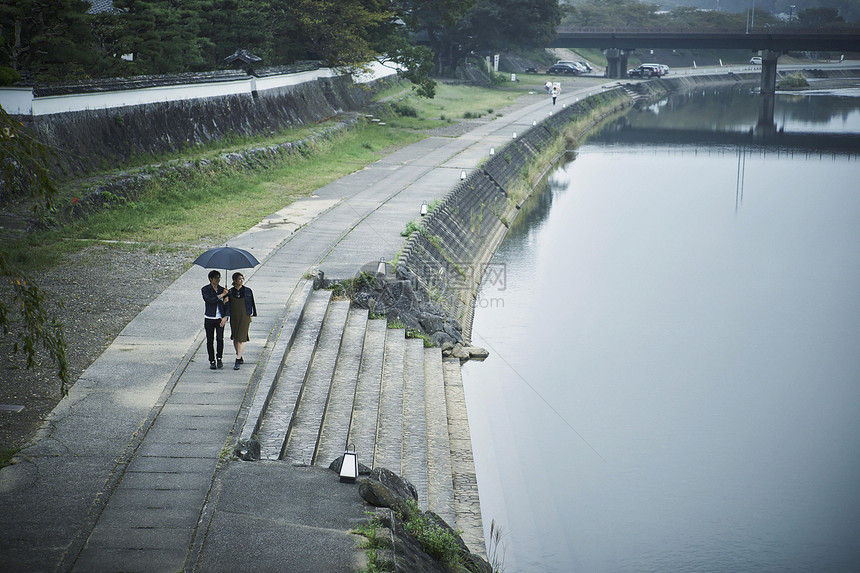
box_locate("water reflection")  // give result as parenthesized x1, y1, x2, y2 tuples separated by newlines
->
(590, 86, 860, 155)
(622, 85, 860, 133)
(464, 86, 860, 573)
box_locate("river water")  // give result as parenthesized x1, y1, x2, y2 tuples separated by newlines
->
(462, 82, 860, 572)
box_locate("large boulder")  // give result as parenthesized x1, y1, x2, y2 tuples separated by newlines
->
(346, 275, 465, 347)
(358, 466, 418, 513)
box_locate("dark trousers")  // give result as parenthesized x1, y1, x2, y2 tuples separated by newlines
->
(204, 318, 225, 363)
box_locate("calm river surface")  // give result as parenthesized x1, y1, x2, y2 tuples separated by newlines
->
(462, 83, 860, 572)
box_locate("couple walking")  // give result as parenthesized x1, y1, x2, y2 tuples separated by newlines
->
(202, 270, 257, 370)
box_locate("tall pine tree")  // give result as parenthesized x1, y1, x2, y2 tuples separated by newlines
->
(0, 0, 97, 81)
(113, 0, 211, 74)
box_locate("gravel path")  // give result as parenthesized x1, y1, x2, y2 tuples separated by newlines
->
(0, 244, 197, 451)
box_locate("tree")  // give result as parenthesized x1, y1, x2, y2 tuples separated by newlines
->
(0, 108, 70, 395)
(287, 0, 437, 97)
(0, 0, 97, 81)
(396, 0, 477, 74)
(199, 0, 289, 68)
(288, 0, 393, 70)
(798, 7, 844, 27)
(112, 0, 213, 74)
(455, 0, 562, 57)
(562, 0, 660, 28)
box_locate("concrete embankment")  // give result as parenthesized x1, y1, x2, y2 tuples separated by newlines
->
(397, 88, 633, 341)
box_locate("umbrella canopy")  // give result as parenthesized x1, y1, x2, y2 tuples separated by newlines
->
(193, 246, 260, 271)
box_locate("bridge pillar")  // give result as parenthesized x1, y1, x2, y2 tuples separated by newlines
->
(604, 49, 630, 79)
(760, 50, 780, 95)
(756, 93, 777, 137)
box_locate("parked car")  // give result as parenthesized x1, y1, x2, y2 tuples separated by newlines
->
(750, 56, 762, 65)
(547, 63, 581, 75)
(627, 64, 662, 78)
(524, 67, 538, 74)
(556, 60, 588, 74)
(643, 63, 669, 75)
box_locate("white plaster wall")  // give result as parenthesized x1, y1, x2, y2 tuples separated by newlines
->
(31, 79, 252, 116)
(0, 64, 397, 117)
(0, 87, 35, 115)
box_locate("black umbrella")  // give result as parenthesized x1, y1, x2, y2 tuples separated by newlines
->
(193, 246, 260, 277)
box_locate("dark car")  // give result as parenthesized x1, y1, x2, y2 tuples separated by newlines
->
(627, 64, 662, 78)
(546, 64, 580, 76)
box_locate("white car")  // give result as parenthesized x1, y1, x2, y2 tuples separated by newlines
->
(750, 56, 762, 65)
(643, 63, 669, 76)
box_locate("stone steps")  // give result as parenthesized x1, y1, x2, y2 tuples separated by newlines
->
(314, 307, 369, 466)
(282, 298, 349, 465)
(255, 288, 331, 460)
(247, 286, 484, 554)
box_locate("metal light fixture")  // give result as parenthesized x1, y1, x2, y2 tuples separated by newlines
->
(460, 170, 467, 180)
(376, 257, 386, 276)
(339, 443, 358, 483)
(420, 201, 428, 216)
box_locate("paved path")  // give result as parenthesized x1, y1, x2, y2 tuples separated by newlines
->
(0, 77, 615, 572)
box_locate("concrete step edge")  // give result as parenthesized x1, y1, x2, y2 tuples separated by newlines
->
(373, 328, 406, 472)
(282, 296, 349, 465)
(401, 338, 429, 509)
(442, 357, 486, 558)
(424, 347, 455, 526)
(255, 289, 331, 460)
(346, 318, 387, 469)
(236, 279, 314, 450)
(315, 306, 370, 466)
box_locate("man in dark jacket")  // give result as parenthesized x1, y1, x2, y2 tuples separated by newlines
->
(201, 270, 229, 369)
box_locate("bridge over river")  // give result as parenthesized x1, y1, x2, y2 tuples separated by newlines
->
(552, 27, 860, 89)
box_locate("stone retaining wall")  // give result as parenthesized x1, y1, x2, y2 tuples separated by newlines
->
(19, 74, 390, 177)
(396, 89, 631, 342)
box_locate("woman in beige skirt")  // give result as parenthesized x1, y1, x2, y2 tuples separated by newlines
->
(227, 272, 257, 370)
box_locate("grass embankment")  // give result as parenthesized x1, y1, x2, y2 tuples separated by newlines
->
(8, 82, 535, 275)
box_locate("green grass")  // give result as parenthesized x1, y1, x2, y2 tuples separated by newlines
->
(353, 513, 394, 572)
(0, 447, 19, 469)
(397, 499, 466, 569)
(8, 123, 426, 272)
(8, 81, 545, 275)
(378, 83, 530, 129)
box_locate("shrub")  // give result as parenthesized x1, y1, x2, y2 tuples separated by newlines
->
(397, 499, 463, 567)
(391, 102, 418, 117)
(0, 66, 21, 86)
(401, 219, 420, 237)
(778, 73, 809, 89)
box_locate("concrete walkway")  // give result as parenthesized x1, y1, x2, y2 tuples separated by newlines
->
(0, 77, 615, 572)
